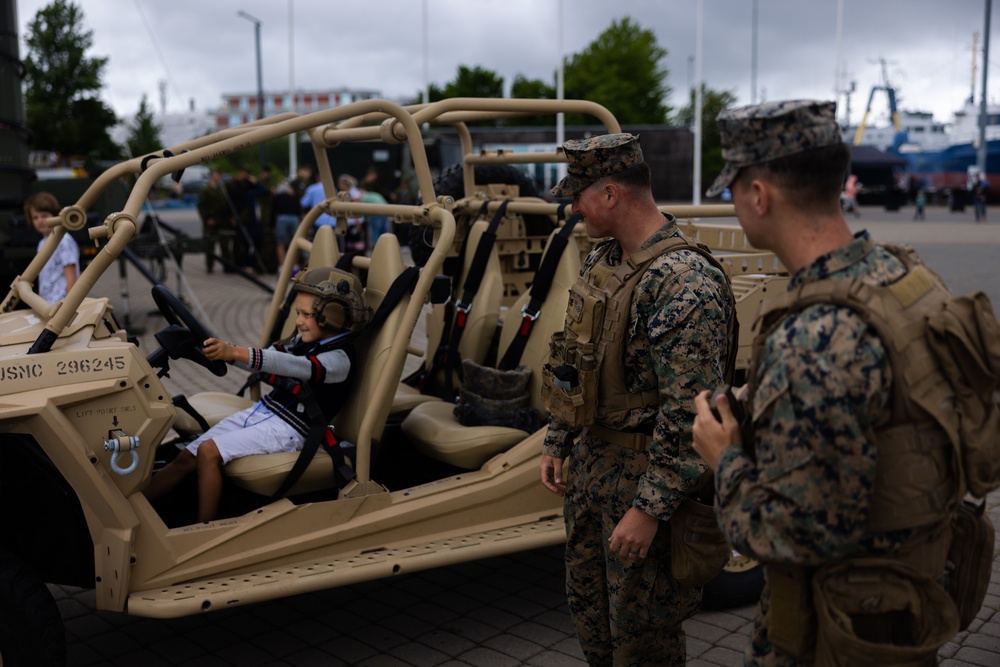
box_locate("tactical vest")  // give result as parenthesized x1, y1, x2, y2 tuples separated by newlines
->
(261, 336, 358, 436)
(748, 247, 969, 662)
(542, 233, 735, 435)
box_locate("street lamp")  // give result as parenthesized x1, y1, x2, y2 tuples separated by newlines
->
(237, 10, 266, 170)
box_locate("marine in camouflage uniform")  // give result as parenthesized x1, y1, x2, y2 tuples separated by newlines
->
(541, 134, 735, 666)
(693, 100, 928, 667)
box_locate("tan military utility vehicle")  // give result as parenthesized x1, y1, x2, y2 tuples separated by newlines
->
(0, 98, 785, 665)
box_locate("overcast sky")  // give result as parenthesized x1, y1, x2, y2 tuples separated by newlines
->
(13, 0, 1000, 129)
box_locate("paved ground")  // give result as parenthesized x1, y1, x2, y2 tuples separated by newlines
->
(51, 203, 1000, 666)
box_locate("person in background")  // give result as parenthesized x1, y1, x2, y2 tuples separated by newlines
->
(337, 174, 365, 253)
(272, 181, 302, 267)
(913, 188, 927, 221)
(25, 191, 79, 303)
(300, 172, 341, 249)
(229, 168, 267, 275)
(197, 170, 236, 274)
(973, 174, 989, 223)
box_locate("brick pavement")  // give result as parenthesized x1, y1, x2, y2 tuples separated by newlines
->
(51, 204, 1000, 666)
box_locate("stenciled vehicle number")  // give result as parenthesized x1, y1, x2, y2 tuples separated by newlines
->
(57, 355, 127, 376)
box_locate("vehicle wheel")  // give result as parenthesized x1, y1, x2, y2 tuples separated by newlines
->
(700, 551, 764, 610)
(409, 163, 548, 267)
(0, 550, 66, 666)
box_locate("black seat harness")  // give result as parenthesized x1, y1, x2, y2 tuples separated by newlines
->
(425, 199, 508, 399)
(497, 209, 580, 370)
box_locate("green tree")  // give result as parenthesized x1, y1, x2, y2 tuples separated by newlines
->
(442, 65, 505, 99)
(126, 94, 163, 158)
(563, 17, 671, 126)
(507, 75, 557, 127)
(23, 0, 120, 160)
(674, 85, 738, 190)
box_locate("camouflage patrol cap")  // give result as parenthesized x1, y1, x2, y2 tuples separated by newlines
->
(550, 133, 644, 197)
(706, 99, 841, 197)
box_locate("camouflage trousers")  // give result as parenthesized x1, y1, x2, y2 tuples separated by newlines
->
(563, 432, 700, 667)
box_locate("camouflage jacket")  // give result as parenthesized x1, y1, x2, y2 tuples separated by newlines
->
(715, 231, 914, 666)
(543, 216, 734, 520)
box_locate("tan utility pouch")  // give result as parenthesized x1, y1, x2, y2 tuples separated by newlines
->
(768, 563, 817, 660)
(948, 499, 996, 630)
(812, 558, 959, 667)
(670, 479, 731, 588)
(541, 332, 597, 428)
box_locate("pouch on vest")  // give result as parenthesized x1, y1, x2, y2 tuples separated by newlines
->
(454, 359, 543, 433)
(767, 563, 816, 660)
(541, 331, 598, 427)
(925, 291, 1000, 499)
(947, 499, 996, 630)
(812, 558, 958, 667)
(670, 475, 731, 588)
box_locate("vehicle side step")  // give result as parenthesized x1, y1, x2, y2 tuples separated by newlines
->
(127, 517, 565, 618)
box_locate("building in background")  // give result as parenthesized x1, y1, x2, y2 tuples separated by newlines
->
(214, 88, 382, 130)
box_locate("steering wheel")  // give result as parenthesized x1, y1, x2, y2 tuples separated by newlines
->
(150, 285, 228, 377)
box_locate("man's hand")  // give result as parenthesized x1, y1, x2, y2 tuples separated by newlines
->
(609, 507, 658, 560)
(692, 389, 742, 472)
(540, 455, 566, 496)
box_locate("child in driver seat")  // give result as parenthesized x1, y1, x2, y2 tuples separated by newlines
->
(143, 267, 370, 522)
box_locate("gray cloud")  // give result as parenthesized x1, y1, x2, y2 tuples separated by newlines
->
(14, 0, 997, 128)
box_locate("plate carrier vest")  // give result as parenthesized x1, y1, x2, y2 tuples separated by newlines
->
(542, 232, 736, 440)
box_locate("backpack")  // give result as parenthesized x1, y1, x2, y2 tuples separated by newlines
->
(924, 289, 1000, 498)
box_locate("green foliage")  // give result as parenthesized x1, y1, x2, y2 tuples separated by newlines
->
(443, 65, 505, 99)
(508, 75, 557, 126)
(563, 17, 671, 125)
(23, 0, 121, 160)
(674, 85, 738, 189)
(126, 94, 163, 158)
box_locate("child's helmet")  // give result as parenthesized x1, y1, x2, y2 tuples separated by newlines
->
(292, 267, 371, 331)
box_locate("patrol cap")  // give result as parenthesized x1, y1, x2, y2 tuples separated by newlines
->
(550, 133, 644, 197)
(706, 99, 841, 197)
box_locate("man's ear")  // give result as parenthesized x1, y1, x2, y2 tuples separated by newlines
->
(749, 178, 769, 216)
(604, 182, 620, 207)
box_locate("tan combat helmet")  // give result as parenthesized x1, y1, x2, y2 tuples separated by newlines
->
(293, 267, 371, 332)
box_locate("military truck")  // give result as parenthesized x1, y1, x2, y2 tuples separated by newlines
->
(0, 97, 785, 665)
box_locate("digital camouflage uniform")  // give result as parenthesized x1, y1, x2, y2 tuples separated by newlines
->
(715, 233, 920, 667)
(543, 214, 734, 666)
(706, 101, 924, 667)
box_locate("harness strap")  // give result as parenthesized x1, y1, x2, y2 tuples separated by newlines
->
(425, 199, 493, 396)
(440, 200, 510, 395)
(498, 212, 582, 371)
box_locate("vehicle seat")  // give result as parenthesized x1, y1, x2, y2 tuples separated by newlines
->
(224, 232, 411, 496)
(400, 224, 581, 469)
(171, 225, 342, 436)
(392, 217, 503, 414)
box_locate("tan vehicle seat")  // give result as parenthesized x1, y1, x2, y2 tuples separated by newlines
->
(392, 217, 504, 414)
(401, 224, 582, 469)
(224, 232, 412, 496)
(171, 225, 342, 436)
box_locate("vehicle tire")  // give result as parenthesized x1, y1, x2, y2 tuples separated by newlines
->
(699, 551, 764, 611)
(0, 550, 67, 666)
(409, 163, 548, 267)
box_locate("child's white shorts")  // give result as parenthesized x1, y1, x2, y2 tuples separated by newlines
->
(185, 402, 303, 464)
